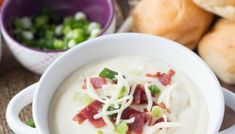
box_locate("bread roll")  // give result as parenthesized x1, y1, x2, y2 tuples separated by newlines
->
(198, 19, 235, 84)
(132, 0, 214, 49)
(193, 0, 235, 20)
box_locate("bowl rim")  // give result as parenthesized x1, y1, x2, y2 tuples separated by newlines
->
(0, 0, 115, 53)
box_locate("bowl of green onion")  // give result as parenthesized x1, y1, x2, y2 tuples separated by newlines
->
(0, 0, 115, 74)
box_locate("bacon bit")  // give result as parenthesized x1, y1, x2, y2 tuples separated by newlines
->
(153, 117, 164, 125)
(121, 107, 143, 119)
(146, 69, 175, 86)
(132, 85, 148, 104)
(73, 112, 86, 124)
(90, 77, 106, 88)
(128, 114, 146, 134)
(82, 77, 106, 89)
(82, 79, 87, 89)
(132, 85, 142, 104)
(145, 114, 153, 126)
(140, 90, 147, 104)
(73, 101, 106, 128)
(159, 102, 171, 113)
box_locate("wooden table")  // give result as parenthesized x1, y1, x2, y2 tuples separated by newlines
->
(0, 0, 234, 133)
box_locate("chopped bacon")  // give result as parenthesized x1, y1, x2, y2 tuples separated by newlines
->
(121, 107, 143, 119)
(73, 112, 86, 124)
(140, 90, 147, 104)
(90, 77, 106, 88)
(145, 114, 153, 126)
(153, 117, 164, 125)
(73, 101, 106, 128)
(132, 85, 147, 104)
(159, 102, 171, 113)
(128, 114, 146, 134)
(132, 85, 142, 104)
(82, 77, 106, 89)
(82, 79, 87, 89)
(146, 69, 175, 86)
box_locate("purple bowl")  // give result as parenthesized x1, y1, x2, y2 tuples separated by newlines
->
(0, 0, 115, 53)
(0, 0, 115, 74)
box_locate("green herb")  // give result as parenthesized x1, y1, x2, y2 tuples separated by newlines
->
(99, 68, 118, 80)
(97, 130, 103, 134)
(26, 118, 36, 128)
(118, 86, 126, 99)
(115, 122, 128, 134)
(149, 85, 161, 95)
(74, 92, 93, 105)
(151, 106, 163, 118)
(53, 39, 64, 49)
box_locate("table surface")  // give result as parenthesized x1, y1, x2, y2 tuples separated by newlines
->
(0, 0, 235, 134)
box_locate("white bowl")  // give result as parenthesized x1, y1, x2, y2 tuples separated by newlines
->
(6, 33, 235, 134)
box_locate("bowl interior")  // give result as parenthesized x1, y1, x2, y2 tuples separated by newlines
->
(35, 33, 224, 134)
(1, 0, 114, 50)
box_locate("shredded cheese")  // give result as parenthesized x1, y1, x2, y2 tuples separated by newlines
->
(144, 83, 153, 112)
(83, 69, 179, 131)
(121, 117, 135, 124)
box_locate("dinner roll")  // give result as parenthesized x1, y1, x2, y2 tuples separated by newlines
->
(132, 0, 214, 49)
(198, 19, 235, 84)
(193, 0, 235, 20)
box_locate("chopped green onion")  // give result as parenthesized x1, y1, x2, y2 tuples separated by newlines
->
(149, 85, 161, 94)
(12, 8, 102, 50)
(53, 39, 64, 49)
(115, 122, 128, 134)
(67, 39, 76, 48)
(99, 68, 118, 80)
(26, 118, 36, 128)
(151, 106, 163, 118)
(74, 92, 93, 105)
(118, 86, 126, 99)
(62, 25, 72, 35)
(96, 130, 103, 134)
(74, 12, 87, 20)
(88, 22, 101, 32)
(35, 15, 48, 27)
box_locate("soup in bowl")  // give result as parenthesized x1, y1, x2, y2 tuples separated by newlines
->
(6, 33, 235, 134)
(49, 56, 208, 134)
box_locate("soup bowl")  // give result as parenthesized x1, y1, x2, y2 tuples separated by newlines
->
(0, 0, 115, 74)
(6, 33, 235, 134)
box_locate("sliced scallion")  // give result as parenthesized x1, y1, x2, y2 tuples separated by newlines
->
(151, 106, 163, 118)
(115, 122, 128, 134)
(99, 68, 118, 80)
(148, 85, 161, 95)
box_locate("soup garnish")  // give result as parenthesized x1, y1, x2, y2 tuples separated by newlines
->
(72, 67, 182, 134)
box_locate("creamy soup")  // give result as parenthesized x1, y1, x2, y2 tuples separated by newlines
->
(49, 56, 208, 134)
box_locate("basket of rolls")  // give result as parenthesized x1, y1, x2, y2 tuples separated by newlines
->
(118, 0, 235, 85)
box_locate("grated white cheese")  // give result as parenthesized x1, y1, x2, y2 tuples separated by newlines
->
(85, 69, 178, 131)
(93, 96, 133, 119)
(121, 117, 135, 124)
(144, 83, 153, 112)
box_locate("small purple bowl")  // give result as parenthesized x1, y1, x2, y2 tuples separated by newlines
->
(0, 0, 115, 74)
